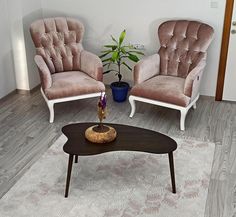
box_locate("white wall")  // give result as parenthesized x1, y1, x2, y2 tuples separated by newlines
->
(7, 0, 30, 91)
(0, 0, 226, 98)
(0, 0, 16, 99)
(41, 0, 226, 96)
(22, 0, 42, 89)
(0, 0, 42, 99)
(2, 0, 42, 97)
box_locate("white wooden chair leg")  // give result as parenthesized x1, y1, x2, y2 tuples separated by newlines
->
(48, 102, 54, 123)
(180, 109, 187, 131)
(193, 102, 197, 110)
(129, 96, 136, 118)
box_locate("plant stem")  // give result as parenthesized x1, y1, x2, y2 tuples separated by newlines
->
(118, 61, 121, 83)
(99, 122, 103, 129)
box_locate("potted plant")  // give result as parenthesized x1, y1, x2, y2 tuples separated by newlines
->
(100, 30, 144, 102)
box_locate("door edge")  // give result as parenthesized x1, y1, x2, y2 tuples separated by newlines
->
(215, 0, 234, 101)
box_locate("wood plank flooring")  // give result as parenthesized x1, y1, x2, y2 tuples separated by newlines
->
(0, 88, 236, 217)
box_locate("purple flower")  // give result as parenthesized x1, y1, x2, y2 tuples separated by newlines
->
(98, 92, 107, 110)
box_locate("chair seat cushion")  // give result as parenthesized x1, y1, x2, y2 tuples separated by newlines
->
(130, 75, 190, 107)
(44, 71, 105, 100)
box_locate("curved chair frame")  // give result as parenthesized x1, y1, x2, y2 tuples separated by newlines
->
(129, 94, 198, 131)
(41, 88, 105, 123)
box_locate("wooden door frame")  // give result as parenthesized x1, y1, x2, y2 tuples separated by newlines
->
(215, 0, 234, 101)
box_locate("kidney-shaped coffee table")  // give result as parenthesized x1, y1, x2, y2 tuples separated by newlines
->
(62, 122, 177, 197)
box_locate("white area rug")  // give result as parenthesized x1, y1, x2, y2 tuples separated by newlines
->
(0, 135, 215, 217)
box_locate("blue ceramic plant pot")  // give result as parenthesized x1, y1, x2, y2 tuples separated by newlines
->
(110, 82, 129, 102)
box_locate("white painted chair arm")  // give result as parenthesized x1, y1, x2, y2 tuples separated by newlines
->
(133, 54, 160, 85)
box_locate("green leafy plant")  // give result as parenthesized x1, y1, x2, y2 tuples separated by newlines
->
(100, 30, 144, 84)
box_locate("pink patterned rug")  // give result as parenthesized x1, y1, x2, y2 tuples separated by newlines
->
(0, 135, 215, 217)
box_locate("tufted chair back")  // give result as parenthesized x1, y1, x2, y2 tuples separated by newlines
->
(158, 20, 214, 78)
(30, 17, 84, 74)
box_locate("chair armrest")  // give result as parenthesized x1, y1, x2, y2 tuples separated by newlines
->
(133, 54, 160, 85)
(34, 55, 52, 89)
(80, 50, 103, 81)
(184, 59, 206, 98)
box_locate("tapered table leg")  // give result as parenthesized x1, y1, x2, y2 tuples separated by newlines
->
(65, 154, 74, 198)
(75, 155, 78, 163)
(168, 152, 176, 193)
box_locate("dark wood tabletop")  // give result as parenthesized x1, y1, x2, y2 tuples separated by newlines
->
(62, 122, 177, 156)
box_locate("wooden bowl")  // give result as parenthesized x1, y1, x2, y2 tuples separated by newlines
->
(85, 125, 117, 144)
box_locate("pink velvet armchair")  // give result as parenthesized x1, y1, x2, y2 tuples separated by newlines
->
(129, 20, 214, 130)
(30, 17, 105, 123)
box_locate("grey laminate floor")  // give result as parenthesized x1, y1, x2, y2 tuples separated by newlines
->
(0, 88, 236, 217)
